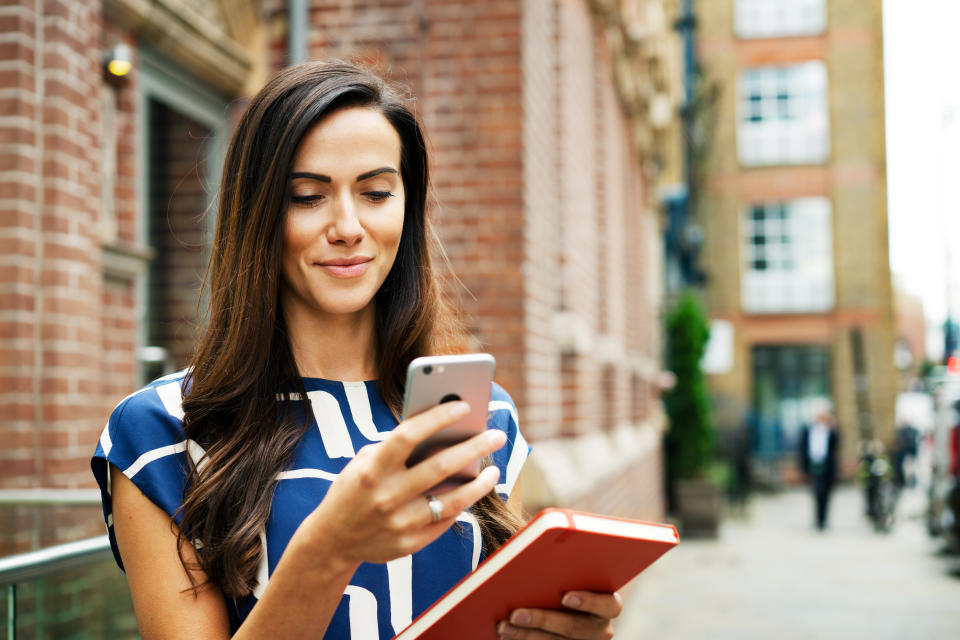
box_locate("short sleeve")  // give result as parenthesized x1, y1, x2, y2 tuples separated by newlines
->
(90, 372, 199, 571)
(486, 383, 531, 502)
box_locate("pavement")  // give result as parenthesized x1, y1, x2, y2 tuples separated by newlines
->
(613, 483, 960, 639)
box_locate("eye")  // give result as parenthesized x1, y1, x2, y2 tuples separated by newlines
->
(364, 191, 395, 202)
(290, 194, 324, 207)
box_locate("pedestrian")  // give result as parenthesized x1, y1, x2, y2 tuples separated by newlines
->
(893, 423, 919, 488)
(798, 409, 840, 530)
(90, 61, 622, 638)
(727, 419, 752, 516)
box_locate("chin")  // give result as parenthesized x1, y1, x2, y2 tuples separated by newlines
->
(315, 294, 377, 317)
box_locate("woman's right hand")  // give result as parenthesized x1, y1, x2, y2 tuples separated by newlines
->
(295, 400, 506, 568)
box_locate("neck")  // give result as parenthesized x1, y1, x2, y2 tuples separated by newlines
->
(283, 303, 378, 382)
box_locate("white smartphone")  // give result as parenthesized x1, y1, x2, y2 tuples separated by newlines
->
(402, 353, 496, 488)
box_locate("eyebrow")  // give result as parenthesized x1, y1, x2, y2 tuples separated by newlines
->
(356, 167, 398, 182)
(290, 167, 398, 183)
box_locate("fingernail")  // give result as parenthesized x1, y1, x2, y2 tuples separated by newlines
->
(510, 610, 531, 626)
(482, 465, 500, 482)
(449, 402, 470, 418)
(486, 429, 506, 447)
(563, 593, 582, 608)
(497, 621, 517, 638)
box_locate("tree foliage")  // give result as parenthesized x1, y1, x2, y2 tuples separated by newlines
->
(665, 291, 715, 480)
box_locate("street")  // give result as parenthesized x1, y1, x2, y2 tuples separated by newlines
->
(615, 484, 960, 639)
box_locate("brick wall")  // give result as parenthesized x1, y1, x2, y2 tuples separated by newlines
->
(519, 0, 562, 440)
(271, 0, 528, 407)
(0, 0, 106, 488)
(100, 22, 137, 246)
(264, 0, 667, 518)
(97, 24, 140, 424)
(100, 276, 137, 404)
(0, 0, 667, 525)
(0, 3, 246, 634)
(0, 2, 220, 489)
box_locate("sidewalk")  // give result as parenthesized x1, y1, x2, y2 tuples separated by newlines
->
(614, 484, 960, 639)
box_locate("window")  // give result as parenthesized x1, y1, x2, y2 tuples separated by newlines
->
(738, 62, 829, 166)
(752, 345, 831, 456)
(742, 197, 833, 313)
(601, 364, 616, 431)
(734, 0, 826, 39)
(630, 372, 645, 423)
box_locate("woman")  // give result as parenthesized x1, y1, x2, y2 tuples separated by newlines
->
(92, 61, 622, 639)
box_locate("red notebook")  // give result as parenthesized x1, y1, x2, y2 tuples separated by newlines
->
(392, 508, 679, 639)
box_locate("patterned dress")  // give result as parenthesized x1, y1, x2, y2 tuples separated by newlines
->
(91, 371, 529, 638)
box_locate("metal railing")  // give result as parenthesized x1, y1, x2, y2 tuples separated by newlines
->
(1, 536, 113, 639)
(0, 488, 101, 506)
(0, 488, 134, 639)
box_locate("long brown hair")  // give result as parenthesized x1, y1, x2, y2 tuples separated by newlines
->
(178, 61, 523, 598)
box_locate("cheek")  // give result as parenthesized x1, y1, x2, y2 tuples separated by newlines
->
(280, 218, 306, 278)
(387, 220, 405, 265)
(375, 200, 405, 258)
(282, 213, 314, 256)
(389, 195, 406, 249)
(389, 215, 404, 251)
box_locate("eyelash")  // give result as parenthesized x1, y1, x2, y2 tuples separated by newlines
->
(290, 195, 322, 206)
(289, 192, 395, 207)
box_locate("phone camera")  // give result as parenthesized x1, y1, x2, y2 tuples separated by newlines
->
(423, 365, 433, 375)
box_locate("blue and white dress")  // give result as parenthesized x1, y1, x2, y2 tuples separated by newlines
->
(91, 371, 529, 638)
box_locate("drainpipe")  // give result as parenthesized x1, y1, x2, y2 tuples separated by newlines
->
(665, 0, 698, 290)
(288, 0, 309, 66)
(680, 0, 696, 186)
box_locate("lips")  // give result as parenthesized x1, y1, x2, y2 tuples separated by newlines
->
(316, 256, 372, 278)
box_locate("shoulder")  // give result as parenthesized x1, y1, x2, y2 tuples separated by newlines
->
(98, 370, 191, 466)
(115, 370, 189, 415)
(489, 381, 514, 404)
(486, 382, 529, 500)
(92, 370, 197, 573)
(112, 370, 188, 424)
(488, 382, 518, 424)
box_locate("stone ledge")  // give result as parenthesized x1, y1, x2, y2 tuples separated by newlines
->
(519, 414, 665, 512)
(101, 239, 155, 280)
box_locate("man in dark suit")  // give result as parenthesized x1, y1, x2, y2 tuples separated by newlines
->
(798, 410, 840, 530)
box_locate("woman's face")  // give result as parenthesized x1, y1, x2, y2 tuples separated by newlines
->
(280, 107, 406, 323)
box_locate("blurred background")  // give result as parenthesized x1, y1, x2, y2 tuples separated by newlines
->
(1, 0, 959, 637)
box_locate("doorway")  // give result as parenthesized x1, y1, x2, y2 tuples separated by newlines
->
(751, 344, 832, 479)
(138, 48, 228, 383)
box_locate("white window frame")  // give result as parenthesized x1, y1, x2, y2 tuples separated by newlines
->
(734, 0, 827, 39)
(741, 197, 834, 314)
(737, 61, 829, 167)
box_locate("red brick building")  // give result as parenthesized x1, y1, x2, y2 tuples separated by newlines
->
(1, 0, 679, 523)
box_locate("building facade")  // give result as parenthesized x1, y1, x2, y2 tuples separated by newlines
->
(893, 284, 926, 386)
(694, 0, 896, 479)
(1, 0, 680, 526)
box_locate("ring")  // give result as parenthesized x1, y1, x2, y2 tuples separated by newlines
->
(426, 494, 444, 523)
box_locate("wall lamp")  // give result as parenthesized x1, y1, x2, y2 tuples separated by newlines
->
(103, 43, 132, 79)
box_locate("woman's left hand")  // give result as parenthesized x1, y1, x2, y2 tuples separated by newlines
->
(497, 590, 623, 639)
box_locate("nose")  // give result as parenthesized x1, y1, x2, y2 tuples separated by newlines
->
(326, 194, 364, 246)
